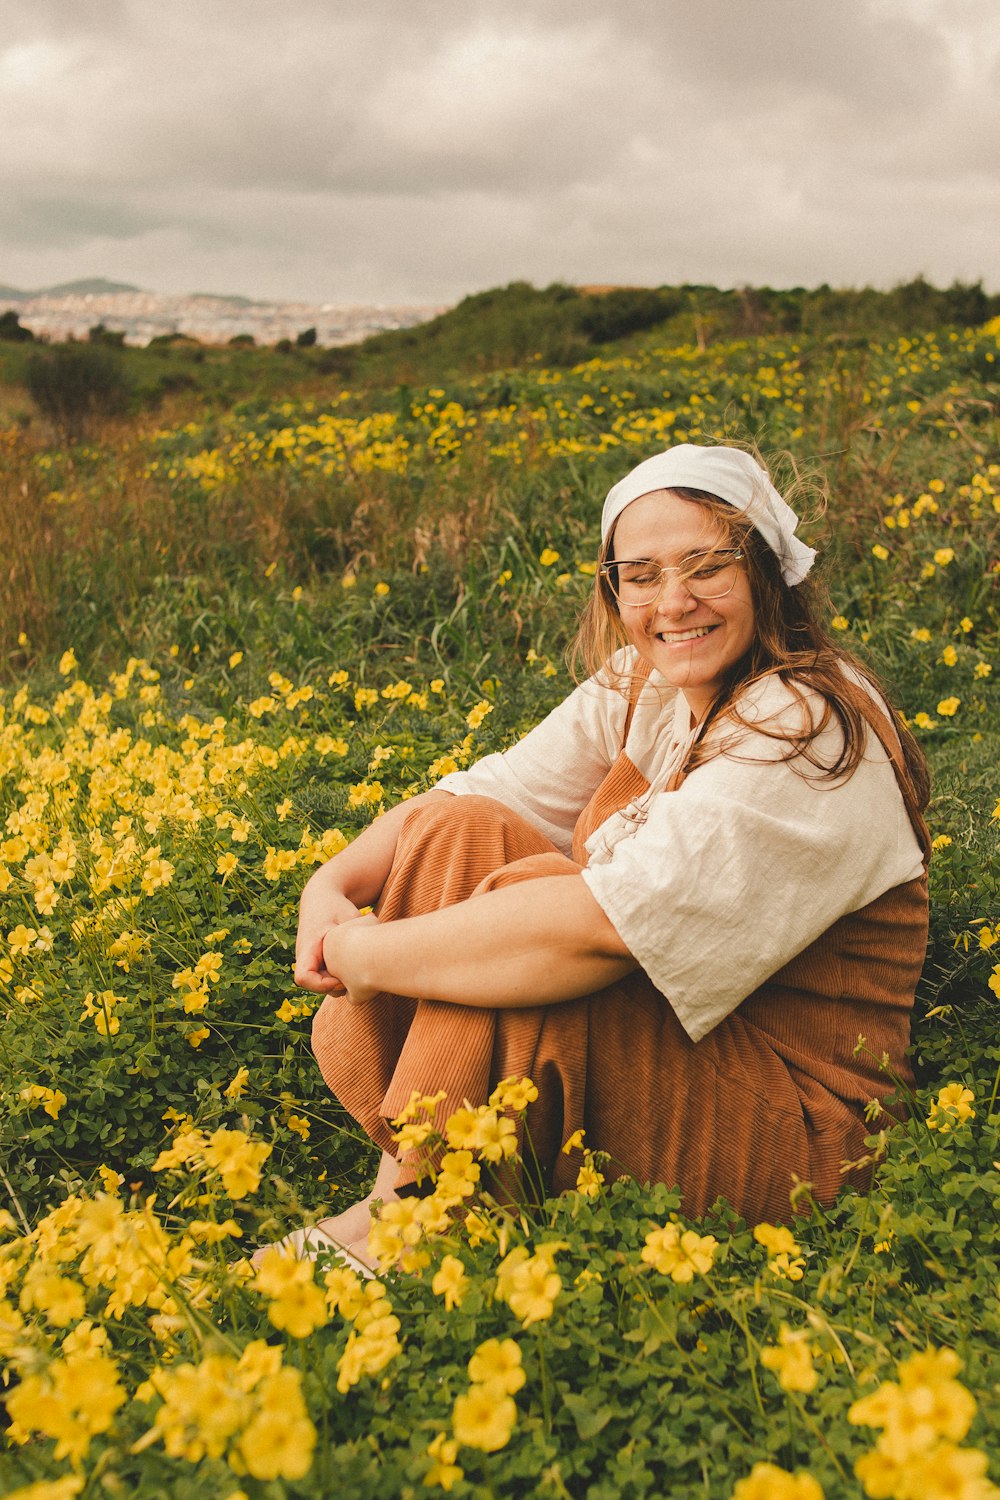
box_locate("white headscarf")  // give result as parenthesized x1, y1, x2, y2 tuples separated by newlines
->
(600, 443, 816, 586)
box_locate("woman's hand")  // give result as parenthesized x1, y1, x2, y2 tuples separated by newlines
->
(292, 788, 455, 996)
(294, 891, 367, 994)
(321, 914, 380, 1004)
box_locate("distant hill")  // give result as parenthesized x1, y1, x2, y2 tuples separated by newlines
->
(41, 278, 144, 297)
(0, 278, 145, 300)
(187, 292, 255, 307)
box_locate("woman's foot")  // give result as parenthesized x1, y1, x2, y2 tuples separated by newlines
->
(249, 1149, 398, 1268)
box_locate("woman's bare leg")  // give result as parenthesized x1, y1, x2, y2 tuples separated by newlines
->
(249, 1148, 398, 1267)
(311, 1147, 399, 1245)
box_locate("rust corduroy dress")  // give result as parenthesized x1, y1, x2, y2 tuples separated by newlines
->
(312, 680, 929, 1225)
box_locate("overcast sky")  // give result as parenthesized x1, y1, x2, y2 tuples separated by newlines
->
(2, 0, 997, 305)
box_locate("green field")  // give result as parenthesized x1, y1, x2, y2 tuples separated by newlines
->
(1, 290, 998, 1498)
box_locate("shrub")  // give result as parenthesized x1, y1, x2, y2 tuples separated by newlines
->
(23, 341, 132, 437)
(0, 308, 33, 342)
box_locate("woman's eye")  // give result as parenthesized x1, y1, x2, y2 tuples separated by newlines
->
(621, 569, 659, 586)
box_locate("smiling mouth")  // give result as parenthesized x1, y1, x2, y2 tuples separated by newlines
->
(654, 625, 718, 644)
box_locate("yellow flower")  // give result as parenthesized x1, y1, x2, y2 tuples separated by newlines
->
(911, 627, 932, 642)
(960, 617, 974, 633)
(871, 544, 890, 561)
(202, 1127, 271, 1198)
(431, 1255, 470, 1311)
(235, 1370, 316, 1480)
(731, 1461, 825, 1499)
(496, 1246, 562, 1326)
(140, 849, 175, 895)
(466, 1107, 517, 1162)
(974, 661, 992, 678)
(267, 1278, 329, 1338)
(9, 923, 40, 956)
(58, 649, 78, 676)
(489, 1076, 539, 1111)
(890, 1442, 992, 1500)
(641, 1223, 718, 1282)
(374, 581, 391, 596)
(931, 834, 953, 851)
(20, 1268, 86, 1327)
(753, 1222, 806, 1280)
(6, 1350, 126, 1463)
(561, 1127, 586, 1153)
(927, 1083, 975, 1132)
(575, 1158, 605, 1198)
(468, 1338, 525, 1396)
(941, 644, 958, 667)
(424, 1431, 464, 1490)
(760, 1324, 818, 1394)
(831, 615, 849, 631)
(224, 1068, 250, 1104)
(435, 1149, 480, 1200)
(538, 548, 560, 566)
(322, 1265, 365, 1319)
(228, 650, 244, 668)
(466, 699, 493, 730)
(936, 697, 960, 717)
(753, 1222, 798, 1255)
(452, 1385, 517, 1452)
(933, 547, 955, 565)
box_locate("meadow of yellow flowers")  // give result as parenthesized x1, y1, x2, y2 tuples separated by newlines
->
(1, 314, 998, 1497)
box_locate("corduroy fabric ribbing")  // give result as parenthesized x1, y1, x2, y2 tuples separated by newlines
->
(311, 698, 928, 1224)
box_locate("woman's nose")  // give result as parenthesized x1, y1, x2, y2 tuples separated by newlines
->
(651, 572, 696, 615)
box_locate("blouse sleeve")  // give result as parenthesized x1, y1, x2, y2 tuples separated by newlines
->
(580, 681, 926, 1041)
(432, 669, 628, 855)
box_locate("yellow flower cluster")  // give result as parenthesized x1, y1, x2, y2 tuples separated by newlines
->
(451, 1336, 525, 1454)
(849, 1347, 997, 1499)
(134, 1341, 315, 1480)
(640, 1220, 718, 1282)
(148, 329, 1000, 497)
(328, 1270, 401, 1394)
(753, 1221, 806, 1281)
(731, 1462, 824, 1500)
(153, 1124, 272, 1199)
(494, 1242, 563, 1327)
(7, 1347, 126, 1463)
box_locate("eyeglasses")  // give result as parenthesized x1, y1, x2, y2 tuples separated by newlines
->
(600, 548, 745, 605)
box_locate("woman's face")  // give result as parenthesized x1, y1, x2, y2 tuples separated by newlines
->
(610, 489, 757, 720)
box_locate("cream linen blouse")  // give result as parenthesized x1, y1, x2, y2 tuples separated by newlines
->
(432, 651, 925, 1041)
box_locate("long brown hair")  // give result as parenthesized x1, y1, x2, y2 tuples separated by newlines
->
(570, 486, 930, 809)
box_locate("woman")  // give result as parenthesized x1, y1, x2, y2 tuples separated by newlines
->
(291, 443, 929, 1264)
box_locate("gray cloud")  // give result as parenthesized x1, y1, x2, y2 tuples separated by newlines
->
(0, 0, 996, 301)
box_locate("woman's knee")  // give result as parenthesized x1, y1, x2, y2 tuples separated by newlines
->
(399, 793, 528, 849)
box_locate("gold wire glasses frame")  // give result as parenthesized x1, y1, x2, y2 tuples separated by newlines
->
(600, 548, 745, 605)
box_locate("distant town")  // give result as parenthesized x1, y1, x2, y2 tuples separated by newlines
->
(0, 279, 449, 347)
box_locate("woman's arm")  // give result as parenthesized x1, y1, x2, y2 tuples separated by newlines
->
(321, 874, 637, 1009)
(294, 789, 454, 992)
